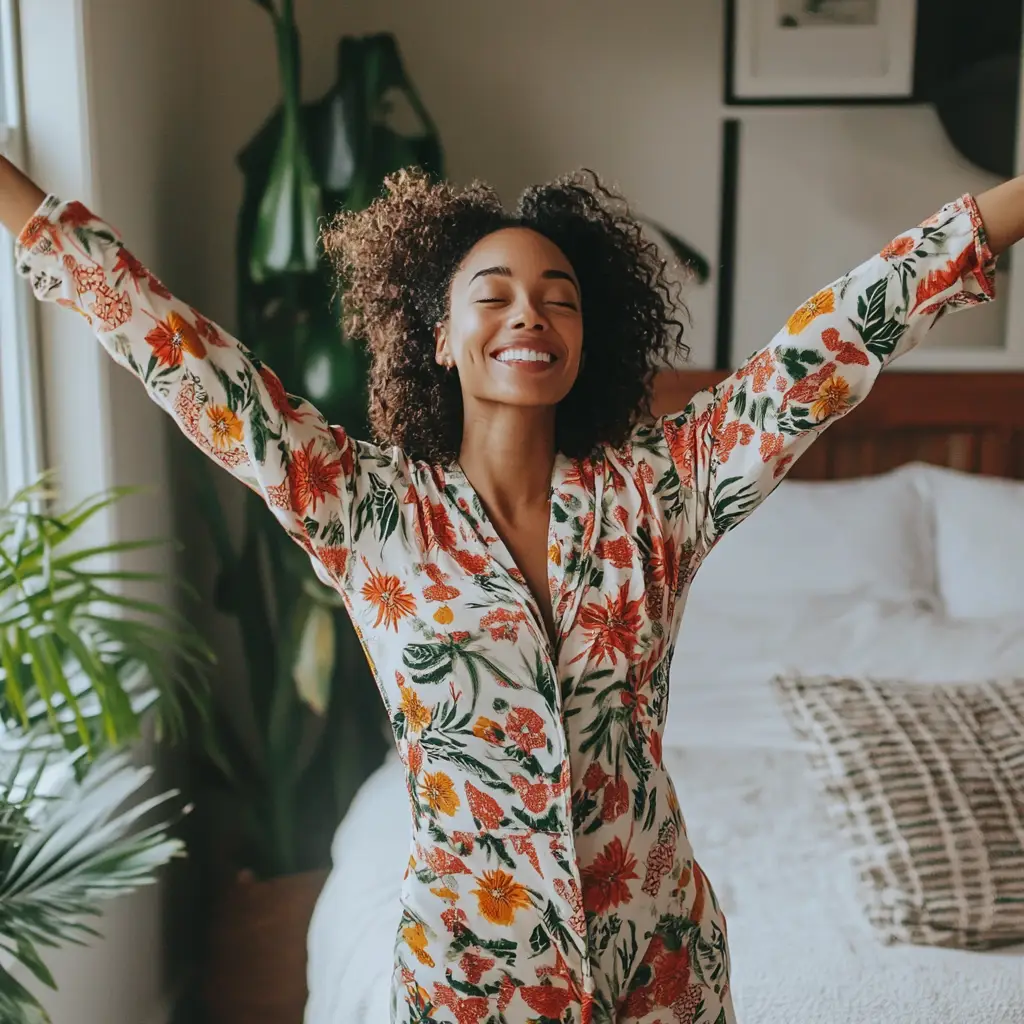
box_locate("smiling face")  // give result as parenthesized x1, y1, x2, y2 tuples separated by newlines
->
(435, 227, 584, 410)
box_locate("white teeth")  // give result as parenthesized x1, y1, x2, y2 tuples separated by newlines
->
(494, 348, 555, 364)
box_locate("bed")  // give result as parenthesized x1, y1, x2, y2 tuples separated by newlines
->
(305, 370, 1024, 1024)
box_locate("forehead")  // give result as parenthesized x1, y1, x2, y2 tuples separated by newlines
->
(456, 227, 575, 280)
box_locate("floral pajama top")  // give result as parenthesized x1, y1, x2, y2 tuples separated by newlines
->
(16, 194, 995, 1024)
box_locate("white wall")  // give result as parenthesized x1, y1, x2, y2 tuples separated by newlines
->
(19, 1, 200, 1021)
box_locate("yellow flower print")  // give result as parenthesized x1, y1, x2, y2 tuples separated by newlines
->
(420, 771, 459, 816)
(433, 604, 454, 625)
(401, 921, 435, 967)
(810, 373, 851, 420)
(786, 287, 835, 335)
(471, 869, 533, 926)
(548, 542, 561, 566)
(206, 404, 244, 450)
(399, 687, 432, 733)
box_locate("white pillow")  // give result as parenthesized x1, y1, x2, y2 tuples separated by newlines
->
(687, 465, 936, 606)
(914, 463, 1024, 620)
(667, 592, 1024, 752)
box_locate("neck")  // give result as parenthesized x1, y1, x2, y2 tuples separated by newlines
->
(458, 402, 556, 520)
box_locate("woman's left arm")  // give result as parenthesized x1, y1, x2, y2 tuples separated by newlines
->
(648, 186, 1020, 557)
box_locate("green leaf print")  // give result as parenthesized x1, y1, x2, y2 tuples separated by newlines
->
(850, 275, 907, 361)
(402, 635, 519, 705)
(550, 502, 568, 524)
(429, 749, 514, 794)
(529, 924, 551, 955)
(368, 472, 400, 548)
(510, 805, 562, 833)
(776, 346, 824, 381)
(709, 475, 761, 537)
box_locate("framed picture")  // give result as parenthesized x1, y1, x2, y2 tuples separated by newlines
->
(726, 0, 918, 104)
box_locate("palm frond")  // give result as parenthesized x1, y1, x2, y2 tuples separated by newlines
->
(0, 746, 184, 1022)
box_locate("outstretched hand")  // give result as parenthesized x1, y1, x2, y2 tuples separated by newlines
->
(975, 175, 1024, 257)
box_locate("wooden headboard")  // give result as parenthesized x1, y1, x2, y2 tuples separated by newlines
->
(651, 370, 1024, 480)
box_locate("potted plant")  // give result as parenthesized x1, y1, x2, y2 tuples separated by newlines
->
(0, 477, 210, 1022)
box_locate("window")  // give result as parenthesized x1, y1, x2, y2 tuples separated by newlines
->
(0, 0, 42, 501)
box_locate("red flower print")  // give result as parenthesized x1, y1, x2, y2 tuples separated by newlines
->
(287, 439, 342, 515)
(779, 360, 838, 412)
(407, 742, 423, 776)
(595, 535, 633, 569)
(648, 937, 692, 1007)
(453, 548, 490, 575)
(317, 545, 349, 581)
(736, 347, 775, 392)
(601, 777, 630, 822)
(480, 607, 527, 642)
(582, 762, 609, 792)
(59, 201, 95, 230)
(581, 837, 638, 914)
(622, 984, 654, 1019)
(498, 975, 517, 1011)
(465, 781, 505, 829)
(189, 305, 227, 343)
(641, 821, 677, 898)
(433, 984, 488, 1024)
(821, 326, 869, 366)
(553, 877, 587, 937)
(613, 505, 629, 529)
(328, 426, 356, 476)
(912, 245, 976, 312)
(422, 562, 460, 602)
(511, 774, 552, 814)
(759, 432, 784, 463)
(112, 247, 172, 298)
(509, 834, 542, 877)
(90, 284, 133, 330)
(563, 457, 596, 493)
(144, 310, 206, 367)
(259, 366, 305, 422)
(580, 511, 596, 550)
(409, 495, 458, 555)
(575, 582, 643, 665)
(441, 907, 468, 935)
(505, 706, 546, 752)
(425, 847, 471, 877)
(19, 214, 62, 253)
(709, 387, 755, 463)
(774, 454, 794, 479)
(459, 953, 495, 985)
(649, 729, 662, 767)
(519, 985, 573, 1018)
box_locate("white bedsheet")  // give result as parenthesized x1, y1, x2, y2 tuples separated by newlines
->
(305, 738, 1024, 1024)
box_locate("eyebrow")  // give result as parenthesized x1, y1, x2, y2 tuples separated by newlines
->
(469, 266, 580, 294)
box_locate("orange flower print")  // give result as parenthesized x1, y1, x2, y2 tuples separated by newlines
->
(430, 886, 459, 902)
(581, 837, 639, 914)
(548, 542, 561, 566)
(465, 781, 505, 829)
(420, 771, 459, 816)
(287, 439, 342, 515)
(206, 404, 244, 450)
(433, 605, 454, 625)
(785, 286, 835, 335)
(736, 347, 776, 393)
(399, 687, 432, 733)
(401, 921, 434, 968)
(360, 564, 417, 631)
(144, 310, 206, 367)
(779, 360, 838, 412)
(810, 373, 851, 420)
(472, 717, 504, 744)
(259, 366, 305, 422)
(471, 869, 532, 926)
(881, 235, 916, 261)
(504, 706, 546, 753)
(407, 742, 423, 775)
(575, 582, 643, 665)
(19, 214, 63, 254)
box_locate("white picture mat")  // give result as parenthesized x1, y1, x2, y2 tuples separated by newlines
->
(732, 0, 917, 99)
(727, 106, 1023, 370)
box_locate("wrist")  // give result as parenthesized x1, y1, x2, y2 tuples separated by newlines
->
(0, 155, 46, 239)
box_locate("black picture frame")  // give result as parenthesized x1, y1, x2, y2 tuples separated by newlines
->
(724, 0, 920, 107)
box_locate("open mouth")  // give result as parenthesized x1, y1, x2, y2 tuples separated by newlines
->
(492, 348, 558, 366)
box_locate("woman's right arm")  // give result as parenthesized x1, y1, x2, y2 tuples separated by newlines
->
(1, 158, 366, 586)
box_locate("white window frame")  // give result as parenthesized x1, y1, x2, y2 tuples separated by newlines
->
(0, 0, 43, 501)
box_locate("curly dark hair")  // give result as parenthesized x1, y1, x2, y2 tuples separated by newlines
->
(322, 168, 688, 465)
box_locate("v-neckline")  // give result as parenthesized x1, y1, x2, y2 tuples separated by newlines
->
(447, 452, 569, 653)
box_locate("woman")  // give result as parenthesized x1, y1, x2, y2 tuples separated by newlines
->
(2, 156, 1021, 1024)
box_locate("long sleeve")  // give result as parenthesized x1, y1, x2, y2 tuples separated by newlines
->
(14, 195, 389, 589)
(642, 193, 997, 559)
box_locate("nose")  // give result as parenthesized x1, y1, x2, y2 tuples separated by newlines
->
(508, 299, 548, 331)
